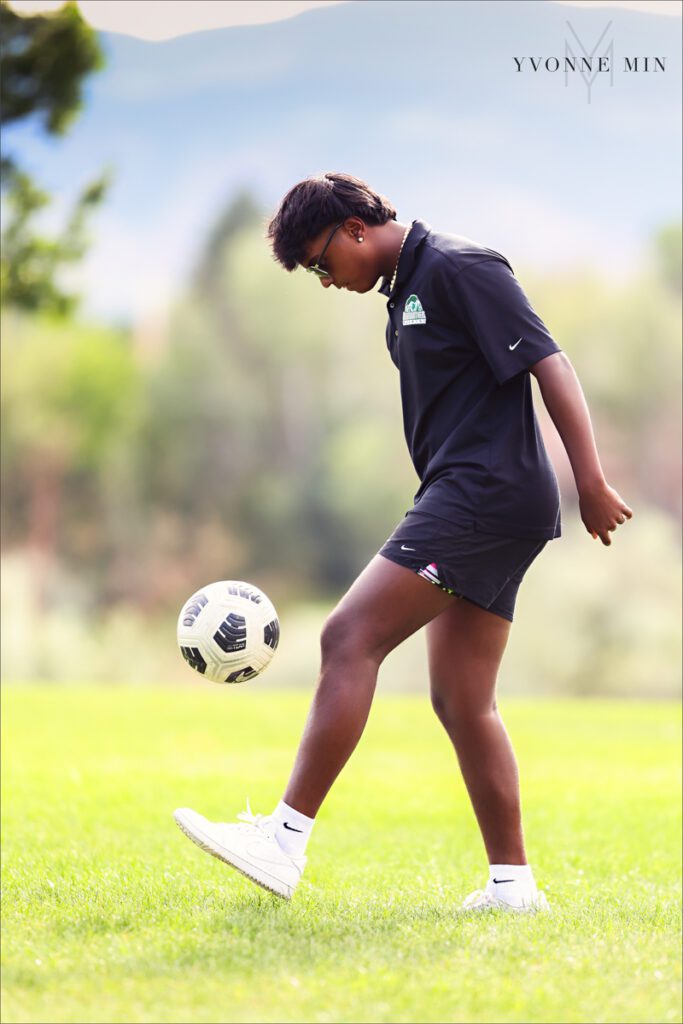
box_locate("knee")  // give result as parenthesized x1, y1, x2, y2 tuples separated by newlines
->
(430, 689, 456, 730)
(319, 609, 384, 666)
(319, 611, 351, 662)
(430, 687, 498, 733)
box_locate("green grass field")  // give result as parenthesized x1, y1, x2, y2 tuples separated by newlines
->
(2, 687, 681, 1024)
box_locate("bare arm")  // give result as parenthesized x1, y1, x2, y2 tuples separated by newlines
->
(529, 351, 633, 546)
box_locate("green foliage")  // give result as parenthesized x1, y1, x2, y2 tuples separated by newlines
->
(135, 202, 681, 603)
(651, 222, 682, 298)
(190, 187, 264, 299)
(1, 203, 680, 692)
(0, 0, 110, 315)
(0, 0, 103, 135)
(519, 249, 681, 518)
(501, 507, 682, 699)
(521, 262, 681, 429)
(136, 196, 415, 594)
(2, 506, 679, 697)
(0, 311, 141, 599)
(1, 312, 139, 470)
(1, 688, 681, 1023)
(0, 164, 112, 316)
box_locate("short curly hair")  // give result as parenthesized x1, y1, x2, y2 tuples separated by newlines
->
(266, 172, 397, 271)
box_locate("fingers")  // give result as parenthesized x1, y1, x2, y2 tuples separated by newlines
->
(589, 500, 633, 544)
(613, 507, 633, 528)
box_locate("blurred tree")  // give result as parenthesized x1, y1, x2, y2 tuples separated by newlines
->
(136, 203, 681, 605)
(0, 163, 110, 316)
(2, 189, 680, 694)
(650, 221, 682, 298)
(1, 312, 140, 607)
(135, 195, 415, 601)
(191, 188, 263, 300)
(523, 233, 682, 520)
(0, 0, 111, 315)
(0, 0, 100, 137)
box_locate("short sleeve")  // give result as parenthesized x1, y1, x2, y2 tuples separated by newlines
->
(452, 258, 562, 385)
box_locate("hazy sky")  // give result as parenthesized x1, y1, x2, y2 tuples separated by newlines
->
(7, 0, 682, 40)
(5, 0, 680, 325)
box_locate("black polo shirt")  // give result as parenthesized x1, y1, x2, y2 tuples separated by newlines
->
(378, 219, 562, 540)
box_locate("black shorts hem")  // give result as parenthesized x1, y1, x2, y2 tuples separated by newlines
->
(377, 550, 515, 623)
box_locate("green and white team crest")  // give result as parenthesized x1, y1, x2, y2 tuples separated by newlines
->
(403, 294, 426, 326)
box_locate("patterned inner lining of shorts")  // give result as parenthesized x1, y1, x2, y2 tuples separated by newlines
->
(417, 562, 457, 596)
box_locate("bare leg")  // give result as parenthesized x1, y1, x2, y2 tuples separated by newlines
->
(283, 554, 454, 817)
(426, 598, 527, 864)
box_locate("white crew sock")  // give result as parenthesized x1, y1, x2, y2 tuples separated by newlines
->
(486, 863, 538, 908)
(270, 800, 315, 858)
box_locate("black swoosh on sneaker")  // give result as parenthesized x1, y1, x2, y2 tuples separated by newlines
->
(283, 822, 303, 832)
(492, 878, 515, 884)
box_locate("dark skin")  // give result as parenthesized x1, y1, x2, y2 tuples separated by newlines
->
(284, 217, 633, 867)
(303, 216, 410, 294)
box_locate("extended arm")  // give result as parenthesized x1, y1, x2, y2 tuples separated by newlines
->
(529, 352, 633, 546)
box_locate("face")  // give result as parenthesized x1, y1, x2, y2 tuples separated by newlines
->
(302, 218, 380, 293)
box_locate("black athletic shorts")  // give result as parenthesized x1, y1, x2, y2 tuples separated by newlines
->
(378, 509, 548, 623)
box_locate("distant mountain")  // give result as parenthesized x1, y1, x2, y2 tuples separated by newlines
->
(5, 0, 680, 323)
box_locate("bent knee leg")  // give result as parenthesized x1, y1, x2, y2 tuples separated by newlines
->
(320, 608, 391, 666)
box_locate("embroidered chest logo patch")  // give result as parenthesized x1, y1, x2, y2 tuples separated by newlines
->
(402, 294, 426, 326)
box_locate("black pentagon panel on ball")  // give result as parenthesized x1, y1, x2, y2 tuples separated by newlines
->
(225, 665, 258, 683)
(264, 618, 280, 651)
(213, 612, 247, 653)
(180, 646, 207, 674)
(182, 592, 208, 627)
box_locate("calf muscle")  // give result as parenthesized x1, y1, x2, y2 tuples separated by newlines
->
(283, 555, 453, 816)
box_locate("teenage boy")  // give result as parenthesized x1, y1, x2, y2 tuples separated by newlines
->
(174, 172, 633, 912)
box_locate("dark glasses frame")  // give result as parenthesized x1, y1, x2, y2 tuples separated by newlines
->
(305, 222, 345, 278)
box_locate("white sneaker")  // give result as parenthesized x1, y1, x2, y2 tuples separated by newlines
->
(173, 800, 306, 900)
(461, 888, 551, 913)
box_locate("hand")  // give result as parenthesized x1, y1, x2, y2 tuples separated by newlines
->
(579, 481, 633, 546)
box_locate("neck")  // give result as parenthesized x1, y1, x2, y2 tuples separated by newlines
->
(378, 220, 411, 279)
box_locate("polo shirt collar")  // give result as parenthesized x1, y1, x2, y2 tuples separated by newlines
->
(377, 218, 432, 298)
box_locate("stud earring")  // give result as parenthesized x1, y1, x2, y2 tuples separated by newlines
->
(357, 236, 364, 243)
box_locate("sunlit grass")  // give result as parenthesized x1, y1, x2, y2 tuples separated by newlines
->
(2, 687, 681, 1023)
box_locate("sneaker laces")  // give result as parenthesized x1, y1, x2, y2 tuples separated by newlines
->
(235, 797, 276, 837)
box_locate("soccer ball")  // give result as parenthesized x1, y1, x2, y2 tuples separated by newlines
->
(177, 580, 280, 684)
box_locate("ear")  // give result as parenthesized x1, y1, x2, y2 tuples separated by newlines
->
(345, 217, 366, 243)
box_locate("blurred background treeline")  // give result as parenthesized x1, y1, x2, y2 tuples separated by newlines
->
(1, 0, 681, 695)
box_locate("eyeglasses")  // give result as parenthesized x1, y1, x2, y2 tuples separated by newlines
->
(305, 222, 345, 278)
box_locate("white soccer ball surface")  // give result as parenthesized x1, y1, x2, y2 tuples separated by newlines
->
(177, 580, 280, 684)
